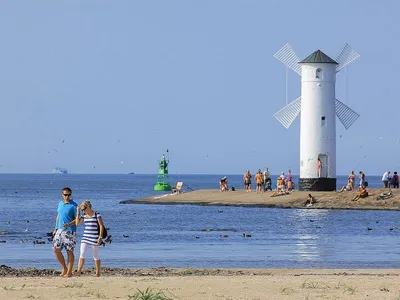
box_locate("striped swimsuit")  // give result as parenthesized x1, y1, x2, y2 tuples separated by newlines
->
(81, 212, 101, 246)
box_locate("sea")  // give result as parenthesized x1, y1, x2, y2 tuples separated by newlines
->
(0, 173, 399, 270)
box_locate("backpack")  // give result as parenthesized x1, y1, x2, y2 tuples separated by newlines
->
(94, 212, 108, 239)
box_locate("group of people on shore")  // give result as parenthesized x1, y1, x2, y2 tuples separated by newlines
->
(336, 170, 369, 201)
(52, 187, 110, 278)
(338, 170, 367, 193)
(381, 170, 399, 188)
(244, 168, 295, 194)
(243, 168, 282, 194)
(220, 168, 295, 194)
(220, 168, 399, 198)
(337, 169, 399, 200)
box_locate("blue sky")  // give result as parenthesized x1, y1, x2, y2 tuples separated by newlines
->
(0, 0, 398, 175)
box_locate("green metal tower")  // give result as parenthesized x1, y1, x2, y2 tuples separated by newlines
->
(153, 149, 172, 191)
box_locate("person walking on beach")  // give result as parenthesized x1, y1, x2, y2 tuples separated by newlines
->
(75, 200, 104, 277)
(52, 187, 78, 277)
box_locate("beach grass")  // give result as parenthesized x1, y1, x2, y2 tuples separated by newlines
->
(279, 286, 295, 295)
(342, 284, 357, 295)
(61, 281, 84, 288)
(128, 287, 174, 300)
(86, 290, 107, 298)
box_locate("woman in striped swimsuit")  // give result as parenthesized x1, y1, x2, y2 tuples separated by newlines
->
(75, 200, 104, 277)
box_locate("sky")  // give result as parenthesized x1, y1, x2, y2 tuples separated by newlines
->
(0, 0, 399, 175)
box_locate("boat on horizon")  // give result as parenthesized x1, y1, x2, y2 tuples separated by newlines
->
(52, 167, 69, 175)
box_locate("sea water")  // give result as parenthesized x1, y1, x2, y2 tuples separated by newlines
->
(0, 173, 399, 269)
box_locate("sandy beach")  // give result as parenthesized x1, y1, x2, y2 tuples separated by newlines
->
(1, 267, 400, 299)
(121, 188, 400, 210)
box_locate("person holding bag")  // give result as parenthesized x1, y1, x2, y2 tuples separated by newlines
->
(75, 200, 104, 277)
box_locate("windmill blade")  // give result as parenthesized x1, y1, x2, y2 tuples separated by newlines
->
(336, 43, 360, 72)
(273, 43, 302, 75)
(335, 99, 360, 130)
(274, 97, 301, 129)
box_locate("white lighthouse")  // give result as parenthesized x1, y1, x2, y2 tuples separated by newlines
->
(273, 44, 360, 191)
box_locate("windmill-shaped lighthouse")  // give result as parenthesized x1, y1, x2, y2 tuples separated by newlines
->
(274, 44, 360, 191)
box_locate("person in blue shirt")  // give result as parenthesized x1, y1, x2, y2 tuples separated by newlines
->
(52, 187, 78, 277)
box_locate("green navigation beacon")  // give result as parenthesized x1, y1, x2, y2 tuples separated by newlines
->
(153, 149, 172, 191)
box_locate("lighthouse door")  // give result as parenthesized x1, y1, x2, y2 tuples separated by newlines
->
(318, 154, 328, 178)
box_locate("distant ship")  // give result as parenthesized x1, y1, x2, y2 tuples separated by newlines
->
(52, 167, 69, 174)
(128, 172, 135, 175)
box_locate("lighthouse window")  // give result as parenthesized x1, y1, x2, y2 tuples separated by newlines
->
(316, 68, 322, 79)
(321, 116, 326, 126)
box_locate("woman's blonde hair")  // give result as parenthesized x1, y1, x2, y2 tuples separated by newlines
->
(80, 200, 92, 210)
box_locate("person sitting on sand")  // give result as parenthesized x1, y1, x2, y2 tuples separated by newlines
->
(276, 177, 285, 192)
(339, 180, 353, 193)
(304, 194, 317, 207)
(352, 185, 368, 201)
(219, 176, 228, 192)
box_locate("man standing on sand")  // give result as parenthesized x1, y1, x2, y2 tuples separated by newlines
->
(53, 187, 78, 277)
(263, 168, 271, 191)
(382, 170, 390, 188)
(255, 170, 263, 194)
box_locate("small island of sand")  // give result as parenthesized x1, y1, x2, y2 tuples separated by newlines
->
(120, 188, 400, 210)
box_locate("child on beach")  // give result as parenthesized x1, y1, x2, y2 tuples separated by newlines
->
(75, 200, 104, 277)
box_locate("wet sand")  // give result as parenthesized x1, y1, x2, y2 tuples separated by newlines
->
(120, 188, 400, 210)
(1, 267, 400, 299)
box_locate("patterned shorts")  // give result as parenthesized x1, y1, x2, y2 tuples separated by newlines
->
(53, 230, 76, 251)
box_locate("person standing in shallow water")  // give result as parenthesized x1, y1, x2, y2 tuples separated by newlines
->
(52, 187, 78, 277)
(75, 200, 104, 277)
